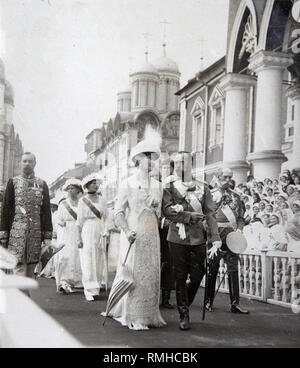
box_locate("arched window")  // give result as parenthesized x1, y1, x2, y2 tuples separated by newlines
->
(208, 85, 225, 150)
(191, 97, 205, 153)
(135, 112, 159, 140)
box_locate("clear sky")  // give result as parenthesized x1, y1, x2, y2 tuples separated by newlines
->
(1, 0, 229, 183)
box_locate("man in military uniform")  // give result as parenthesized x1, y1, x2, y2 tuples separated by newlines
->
(206, 167, 249, 314)
(162, 152, 221, 330)
(159, 158, 175, 309)
(0, 152, 53, 286)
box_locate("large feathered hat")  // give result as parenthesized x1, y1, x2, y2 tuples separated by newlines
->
(130, 125, 161, 164)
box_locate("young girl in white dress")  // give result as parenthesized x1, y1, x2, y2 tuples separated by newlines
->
(55, 179, 83, 293)
(77, 174, 107, 301)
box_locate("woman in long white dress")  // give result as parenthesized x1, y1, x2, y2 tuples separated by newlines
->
(55, 179, 83, 293)
(77, 174, 107, 301)
(103, 130, 166, 330)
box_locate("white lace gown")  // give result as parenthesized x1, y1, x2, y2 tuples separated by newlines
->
(103, 174, 166, 330)
(77, 195, 107, 300)
(55, 199, 83, 290)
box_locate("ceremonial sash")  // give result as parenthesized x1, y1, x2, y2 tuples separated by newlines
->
(220, 204, 237, 231)
(82, 197, 102, 219)
(173, 180, 204, 214)
(62, 200, 77, 220)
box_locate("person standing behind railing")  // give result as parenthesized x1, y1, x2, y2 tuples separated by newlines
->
(286, 199, 300, 254)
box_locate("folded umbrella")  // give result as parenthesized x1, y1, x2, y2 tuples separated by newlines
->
(101, 234, 109, 294)
(102, 241, 134, 326)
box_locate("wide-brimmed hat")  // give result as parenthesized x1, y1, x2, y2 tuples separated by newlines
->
(226, 232, 247, 254)
(130, 125, 161, 164)
(62, 178, 82, 192)
(81, 173, 103, 190)
(130, 140, 160, 163)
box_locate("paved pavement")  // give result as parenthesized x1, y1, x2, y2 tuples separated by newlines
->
(31, 276, 300, 348)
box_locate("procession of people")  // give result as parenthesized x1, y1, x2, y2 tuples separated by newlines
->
(1, 139, 300, 332)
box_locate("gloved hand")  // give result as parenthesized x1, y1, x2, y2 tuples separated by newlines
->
(207, 241, 222, 260)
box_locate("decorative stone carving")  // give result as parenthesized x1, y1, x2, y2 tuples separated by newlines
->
(286, 83, 300, 101)
(239, 14, 257, 60)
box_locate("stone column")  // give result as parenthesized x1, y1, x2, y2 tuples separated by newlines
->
(286, 84, 300, 168)
(220, 73, 256, 184)
(247, 50, 294, 180)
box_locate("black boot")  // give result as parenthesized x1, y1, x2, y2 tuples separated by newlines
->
(176, 287, 191, 331)
(161, 290, 174, 309)
(228, 271, 249, 315)
(231, 304, 249, 314)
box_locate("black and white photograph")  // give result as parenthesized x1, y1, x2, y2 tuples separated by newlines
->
(0, 0, 300, 353)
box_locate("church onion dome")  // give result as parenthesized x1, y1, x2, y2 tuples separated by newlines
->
(130, 53, 159, 76)
(154, 44, 180, 75)
(4, 80, 14, 106)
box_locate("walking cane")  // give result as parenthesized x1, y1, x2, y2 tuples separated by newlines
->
(202, 243, 209, 321)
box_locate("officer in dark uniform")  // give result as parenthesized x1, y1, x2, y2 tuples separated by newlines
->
(206, 168, 249, 314)
(159, 158, 175, 309)
(162, 152, 221, 330)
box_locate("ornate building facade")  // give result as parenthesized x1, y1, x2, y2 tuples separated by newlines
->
(178, 0, 300, 184)
(73, 45, 181, 201)
(0, 58, 23, 189)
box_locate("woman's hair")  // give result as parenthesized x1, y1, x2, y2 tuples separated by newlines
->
(253, 192, 261, 202)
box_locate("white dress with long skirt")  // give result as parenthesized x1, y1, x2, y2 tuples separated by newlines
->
(77, 195, 107, 300)
(104, 174, 166, 330)
(55, 199, 83, 290)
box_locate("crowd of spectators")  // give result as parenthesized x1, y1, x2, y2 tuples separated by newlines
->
(236, 168, 300, 253)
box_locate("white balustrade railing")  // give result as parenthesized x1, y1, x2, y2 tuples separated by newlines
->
(266, 251, 300, 308)
(214, 249, 300, 309)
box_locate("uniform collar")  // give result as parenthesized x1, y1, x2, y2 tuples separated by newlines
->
(21, 172, 35, 180)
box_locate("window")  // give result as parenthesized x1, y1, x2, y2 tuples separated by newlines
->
(191, 97, 205, 153)
(208, 85, 225, 150)
(284, 97, 295, 142)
